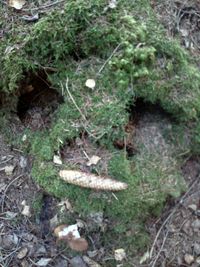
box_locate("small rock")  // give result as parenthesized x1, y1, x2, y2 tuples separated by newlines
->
(70, 256, 87, 267)
(188, 204, 197, 211)
(21, 205, 31, 217)
(5, 165, 15, 175)
(184, 254, 194, 265)
(192, 219, 200, 232)
(17, 247, 28, 260)
(194, 243, 200, 256)
(114, 248, 126, 261)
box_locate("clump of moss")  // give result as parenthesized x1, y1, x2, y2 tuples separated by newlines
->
(1, 0, 200, 260)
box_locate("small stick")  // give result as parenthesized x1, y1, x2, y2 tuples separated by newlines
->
(97, 43, 121, 75)
(1, 175, 23, 212)
(149, 177, 199, 261)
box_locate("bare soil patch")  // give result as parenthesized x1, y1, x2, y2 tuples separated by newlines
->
(17, 71, 63, 131)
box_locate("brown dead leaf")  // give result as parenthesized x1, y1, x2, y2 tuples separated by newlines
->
(86, 155, 101, 166)
(68, 238, 88, 252)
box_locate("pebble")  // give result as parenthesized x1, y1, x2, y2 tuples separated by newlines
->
(184, 254, 194, 265)
(17, 247, 28, 260)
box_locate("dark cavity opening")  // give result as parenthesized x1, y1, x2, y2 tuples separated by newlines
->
(17, 70, 63, 130)
(114, 98, 175, 157)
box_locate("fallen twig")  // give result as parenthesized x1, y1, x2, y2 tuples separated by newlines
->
(149, 177, 199, 265)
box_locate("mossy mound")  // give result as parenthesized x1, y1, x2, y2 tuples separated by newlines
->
(1, 0, 200, 263)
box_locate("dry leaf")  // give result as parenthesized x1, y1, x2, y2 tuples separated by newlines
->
(85, 79, 96, 89)
(36, 258, 52, 267)
(140, 251, 150, 264)
(114, 248, 126, 261)
(21, 205, 31, 217)
(59, 170, 128, 191)
(54, 224, 88, 251)
(108, 0, 117, 9)
(8, 0, 25, 10)
(55, 224, 80, 239)
(68, 238, 88, 251)
(17, 247, 28, 260)
(53, 155, 62, 165)
(58, 199, 73, 212)
(83, 256, 101, 267)
(21, 13, 39, 22)
(5, 165, 15, 175)
(86, 155, 101, 166)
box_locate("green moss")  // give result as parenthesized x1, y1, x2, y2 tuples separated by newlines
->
(32, 193, 43, 221)
(1, 0, 200, 260)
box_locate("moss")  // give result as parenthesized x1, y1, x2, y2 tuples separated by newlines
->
(32, 193, 43, 221)
(1, 0, 200, 260)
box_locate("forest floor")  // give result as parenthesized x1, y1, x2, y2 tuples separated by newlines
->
(1, 0, 200, 266)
